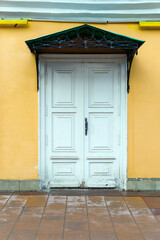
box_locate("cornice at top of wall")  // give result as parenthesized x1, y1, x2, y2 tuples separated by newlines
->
(1, 0, 160, 22)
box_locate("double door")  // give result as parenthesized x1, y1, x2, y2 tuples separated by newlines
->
(45, 61, 121, 188)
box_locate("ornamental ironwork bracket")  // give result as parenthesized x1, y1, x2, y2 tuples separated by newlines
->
(127, 50, 137, 93)
(34, 50, 39, 91)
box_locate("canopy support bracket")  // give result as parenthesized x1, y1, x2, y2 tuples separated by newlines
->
(127, 50, 136, 93)
(34, 51, 39, 91)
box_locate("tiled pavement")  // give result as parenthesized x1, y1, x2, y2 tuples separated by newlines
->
(0, 191, 160, 239)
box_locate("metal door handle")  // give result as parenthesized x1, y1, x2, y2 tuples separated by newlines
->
(85, 118, 88, 136)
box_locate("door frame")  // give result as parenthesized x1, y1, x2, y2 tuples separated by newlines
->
(38, 54, 127, 190)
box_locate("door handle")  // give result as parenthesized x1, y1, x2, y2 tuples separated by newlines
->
(85, 118, 88, 136)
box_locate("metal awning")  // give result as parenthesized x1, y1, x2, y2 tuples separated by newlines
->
(25, 24, 145, 92)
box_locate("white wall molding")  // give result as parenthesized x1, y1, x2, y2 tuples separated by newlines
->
(1, 1, 160, 23)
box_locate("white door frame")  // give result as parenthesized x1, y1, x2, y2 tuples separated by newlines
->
(38, 54, 127, 190)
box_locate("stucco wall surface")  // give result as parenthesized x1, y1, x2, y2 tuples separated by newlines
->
(0, 22, 160, 179)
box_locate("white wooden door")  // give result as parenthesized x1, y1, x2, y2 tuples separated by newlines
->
(44, 60, 121, 188)
(45, 62, 83, 187)
(84, 63, 120, 187)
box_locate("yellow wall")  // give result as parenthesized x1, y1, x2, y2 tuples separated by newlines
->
(0, 21, 160, 179)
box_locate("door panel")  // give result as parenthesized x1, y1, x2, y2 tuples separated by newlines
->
(52, 70, 75, 107)
(89, 113, 113, 151)
(46, 63, 83, 187)
(84, 63, 120, 187)
(89, 69, 113, 107)
(52, 114, 76, 151)
(45, 61, 121, 188)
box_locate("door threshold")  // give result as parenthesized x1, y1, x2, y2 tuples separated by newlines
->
(50, 187, 116, 190)
(49, 188, 121, 196)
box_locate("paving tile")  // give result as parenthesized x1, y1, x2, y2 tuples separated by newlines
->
(0, 207, 23, 222)
(143, 232, 160, 240)
(108, 208, 135, 223)
(6, 195, 28, 207)
(65, 221, 88, 231)
(87, 206, 109, 217)
(45, 196, 66, 215)
(138, 221, 160, 232)
(87, 196, 106, 207)
(88, 207, 117, 240)
(67, 196, 86, 208)
(36, 210, 65, 240)
(64, 207, 89, 240)
(25, 195, 48, 207)
(45, 203, 66, 215)
(47, 195, 66, 203)
(64, 230, 89, 240)
(118, 233, 144, 240)
(106, 196, 129, 212)
(7, 235, 16, 240)
(134, 214, 157, 224)
(125, 196, 149, 209)
(125, 197, 155, 219)
(0, 222, 15, 240)
(0, 195, 11, 210)
(106, 197, 143, 239)
(65, 207, 87, 222)
(125, 197, 160, 237)
(114, 222, 140, 233)
(43, 213, 64, 221)
(106, 196, 124, 202)
(142, 197, 160, 208)
(36, 196, 66, 239)
(37, 220, 64, 240)
(90, 232, 117, 240)
(156, 215, 160, 222)
(150, 208, 160, 216)
(64, 225, 89, 240)
(8, 207, 43, 240)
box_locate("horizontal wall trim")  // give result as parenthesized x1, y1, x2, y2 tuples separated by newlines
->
(0, 180, 40, 191)
(128, 178, 160, 181)
(0, 178, 160, 191)
(1, 1, 160, 22)
(127, 178, 160, 191)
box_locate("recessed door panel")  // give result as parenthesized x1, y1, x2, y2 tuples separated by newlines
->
(52, 70, 75, 107)
(89, 69, 114, 107)
(52, 114, 76, 151)
(89, 113, 113, 152)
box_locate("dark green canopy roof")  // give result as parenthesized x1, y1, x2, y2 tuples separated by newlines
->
(25, 24, 145, 93)
(26, 24, 144, 53)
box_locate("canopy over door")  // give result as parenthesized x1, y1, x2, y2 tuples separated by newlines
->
(25, 24, 144, 92)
